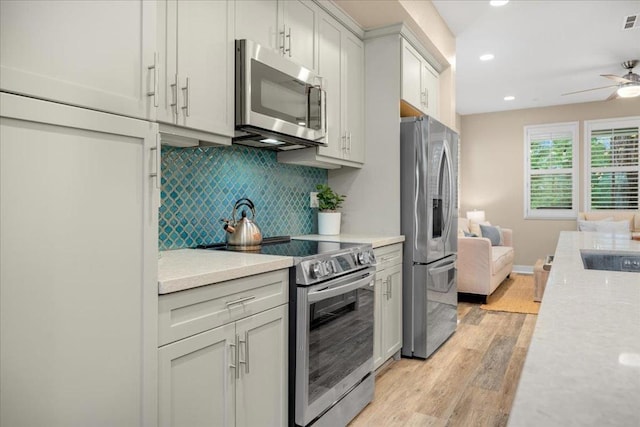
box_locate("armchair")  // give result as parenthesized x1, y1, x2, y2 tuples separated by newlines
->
(457, 218, 514, 300)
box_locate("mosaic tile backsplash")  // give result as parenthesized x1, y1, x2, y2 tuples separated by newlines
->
(159, 145, 327, 250)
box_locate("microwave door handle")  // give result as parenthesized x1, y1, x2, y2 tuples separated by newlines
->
(321, 87, 327, 137)
(307, 273, 373, 304)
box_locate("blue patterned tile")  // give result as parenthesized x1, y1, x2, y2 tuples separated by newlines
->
(159, 145, 327, 250)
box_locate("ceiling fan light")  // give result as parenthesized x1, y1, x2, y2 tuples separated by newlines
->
(617, 83, 640, 98)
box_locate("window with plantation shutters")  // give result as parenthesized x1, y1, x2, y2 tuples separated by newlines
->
(585, 117, 640, 211)
(524, 122, 579, 219)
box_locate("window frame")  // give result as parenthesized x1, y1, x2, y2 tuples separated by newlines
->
(583, 116, 640, 212)
(524, 121, 579, 220)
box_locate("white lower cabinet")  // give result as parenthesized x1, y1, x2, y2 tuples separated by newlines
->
(158, 270, 289, 427)
(373, 244, 403, 370)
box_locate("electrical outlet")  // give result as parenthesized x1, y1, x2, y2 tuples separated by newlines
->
(310, 192, 319, 208)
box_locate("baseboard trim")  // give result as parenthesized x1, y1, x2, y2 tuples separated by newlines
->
(513, 265, 534, 275)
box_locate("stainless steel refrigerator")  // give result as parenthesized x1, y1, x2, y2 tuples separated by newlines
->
(400, 116, 458, 359)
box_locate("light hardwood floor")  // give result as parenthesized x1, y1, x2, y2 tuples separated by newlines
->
(349, 300, 538, 427)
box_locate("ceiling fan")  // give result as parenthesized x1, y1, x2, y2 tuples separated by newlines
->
(562, 60, 640, 100)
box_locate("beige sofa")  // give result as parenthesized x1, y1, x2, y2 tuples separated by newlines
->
(457, 218, 514, 300)
(577, 211, 640, 238)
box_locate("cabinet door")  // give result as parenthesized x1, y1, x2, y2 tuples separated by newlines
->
(401, 40, 423, 111)
(235, 0, 280, 53)
(0, 0, 156, 121)
(176, 0, 234, 137)
(317, 12, 344, 160)
(382, 264, 403, 361)
(373, 271, 386, 370)
(282, 0, 318, 72)
(158, 323, 236, 427)
(235, 305, 288, 427)
(422, 63, 439, 118)
(0, 93, 159, 427)
(343, 32, 365, 163)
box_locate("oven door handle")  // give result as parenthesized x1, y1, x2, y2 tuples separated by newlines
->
(307, 273, 374, 304)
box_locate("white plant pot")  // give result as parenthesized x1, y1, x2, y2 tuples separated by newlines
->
(318, 211, 341, 235)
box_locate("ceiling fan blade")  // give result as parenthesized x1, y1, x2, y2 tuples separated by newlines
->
(605, 90, 619, 101)
(601, 74, 633, 83)
(561, 85, 617, 96)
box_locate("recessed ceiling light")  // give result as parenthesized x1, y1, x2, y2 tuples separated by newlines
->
(480, 53, 495, 61)
(504, 96, 515, 101)
(490, 0, 509, 6)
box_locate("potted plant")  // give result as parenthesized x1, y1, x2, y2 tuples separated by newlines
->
(316, 184, 346, 235)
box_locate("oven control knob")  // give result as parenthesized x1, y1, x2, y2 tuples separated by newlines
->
(357, 251, 372, 265)
(311, 262, 323, 279)
(324, 260, 335, 274)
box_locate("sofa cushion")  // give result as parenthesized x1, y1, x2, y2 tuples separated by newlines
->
(480, 224, 503, 246)
(469, 220, 491, 236)
(577, 217, 613, 231)
(492, 246, 514, 275)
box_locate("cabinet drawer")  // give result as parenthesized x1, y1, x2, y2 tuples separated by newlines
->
(374, 244, 403, 270)
(159, 269, 288, 346)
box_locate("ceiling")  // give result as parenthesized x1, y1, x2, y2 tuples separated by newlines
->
(431, 0, 640, 115)
(334, 0, 640, 116)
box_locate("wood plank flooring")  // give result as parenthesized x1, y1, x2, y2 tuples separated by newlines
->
(349, 300, 538, 427)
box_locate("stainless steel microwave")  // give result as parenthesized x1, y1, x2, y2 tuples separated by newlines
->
(234, 39, 327, 151)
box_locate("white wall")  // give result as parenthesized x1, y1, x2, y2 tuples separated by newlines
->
(459, 97, 640, 266)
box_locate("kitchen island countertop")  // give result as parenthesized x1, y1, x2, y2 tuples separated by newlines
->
(508, 231, 640, 426)
(293, 233, 405, 248)
(158, 249, 293, 294)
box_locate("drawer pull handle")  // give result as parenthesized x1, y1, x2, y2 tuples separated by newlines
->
(225, 296, 256, 307)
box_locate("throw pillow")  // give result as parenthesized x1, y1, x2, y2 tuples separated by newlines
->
(593, 220, 630, 234)
(469, 220, 491, 236)
(577, 217, 613, 231)
(479, 224, 503, 246)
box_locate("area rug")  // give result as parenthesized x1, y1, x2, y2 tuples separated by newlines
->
(480, 273, 540, 314)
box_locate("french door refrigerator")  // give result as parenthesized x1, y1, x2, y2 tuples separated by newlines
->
(400, 116, 459, 359)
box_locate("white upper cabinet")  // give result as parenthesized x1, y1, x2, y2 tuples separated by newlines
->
(401, 38, 439, 118)
(0, 0, 156, 121)
(157, 0, 234, 142)
(235, 0, 318, 72)
(234, 0, 280, 52)
(282, 0, 318, 72)
(278, 9, 364, 169)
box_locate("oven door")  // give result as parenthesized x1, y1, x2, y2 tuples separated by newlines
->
(235, 39, 326, 147)
(295, 267, 375, 426)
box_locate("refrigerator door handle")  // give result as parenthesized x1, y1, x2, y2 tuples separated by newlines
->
(441, 141, 455, 244)
(427, 258, 456, 276)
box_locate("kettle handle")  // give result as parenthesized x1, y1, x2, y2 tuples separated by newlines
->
(232, 199, 256, 221)
(234, 198, 255, 209)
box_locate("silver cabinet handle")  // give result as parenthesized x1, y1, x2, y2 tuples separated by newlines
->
(170, 74, 179, 119)
(239, 331, 250, 374)
(348, 131, 352, 154)
(280, 28, 286, 54)
(149, 133, 161, 189)
(285, 27, 292, 57)
(230, 338, 238, 378)
(425, 89, 429, 109)
(147, 52, 159, 107)
(341, 133, 347, 152)
(181, 77, 190, 117)
(421, 90, 427, 106)
(225, 295, 256, 307)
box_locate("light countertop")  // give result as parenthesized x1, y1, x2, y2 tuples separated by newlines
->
(508, 231, 640, 426)
(157, 234, 404, 294)
(292, 234, 405, 248)
(158, 249, 293, 294)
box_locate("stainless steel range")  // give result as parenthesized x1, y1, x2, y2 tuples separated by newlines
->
(201, 237, 376, 427)
(289, 239, 376, 427)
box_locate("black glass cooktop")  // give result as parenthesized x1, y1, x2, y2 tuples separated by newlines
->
(195, 236, 363, 259)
